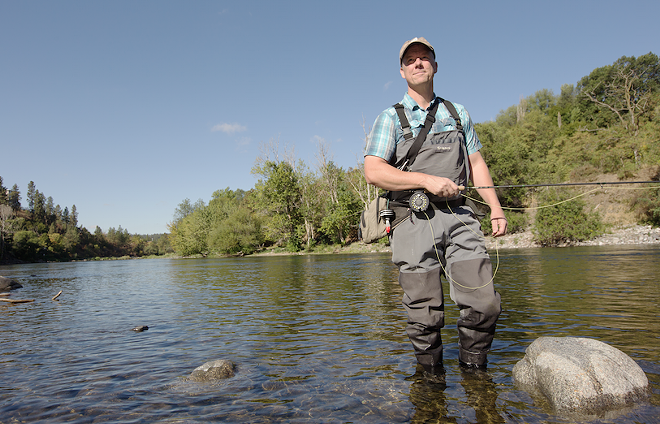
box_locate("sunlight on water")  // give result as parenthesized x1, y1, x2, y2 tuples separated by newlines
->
(1, 246, 659, 423)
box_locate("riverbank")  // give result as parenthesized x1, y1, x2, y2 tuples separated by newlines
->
(302, 224, 660, 255)
(485, 224, 660, 249)
(3, 225, 659, 265)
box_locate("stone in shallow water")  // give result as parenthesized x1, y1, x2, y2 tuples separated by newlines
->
(189, 359, 236, 381)
(0, 276, 22, 292)
(512, 337, 649, 413)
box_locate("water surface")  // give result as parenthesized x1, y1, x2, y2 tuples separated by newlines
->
(1, 246, 659, 423)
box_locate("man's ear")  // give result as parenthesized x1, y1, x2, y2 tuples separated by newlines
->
(400, 67, 405, 79)
(433, 60, 438, 74)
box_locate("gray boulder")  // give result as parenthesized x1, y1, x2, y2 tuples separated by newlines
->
(0, 276, 22, 292)
(513, 337, 649, 413)
(189, 359, 236, 381)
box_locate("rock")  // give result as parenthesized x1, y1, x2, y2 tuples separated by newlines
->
(189, 359, 236, 381)
(513, 337, 649, 413)
(132, 325, 149, 332)
(0, 276, 22, 292)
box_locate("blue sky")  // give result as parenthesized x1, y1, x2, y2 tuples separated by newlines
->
(2, 0, 658, 235)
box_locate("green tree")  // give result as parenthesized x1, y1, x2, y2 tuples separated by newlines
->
(0, 205, 14, 259)
(208, 205, 263, 254)
(578, 52, 660, 133)
(33, 191, 46, 224)
(319, 184, 362, 244)
(71, 205, 78, 228)
(256, 161, 303, 251)
(27, 181, 36, 212)
(8, 184, 21, 211)
(0, 176, 7, 205)
(12, 230, 42, 261)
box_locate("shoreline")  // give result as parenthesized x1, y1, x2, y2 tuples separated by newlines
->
(484, 224, 660, 250)
(2, 225, 659, 265)
(255, 224, 660, 256)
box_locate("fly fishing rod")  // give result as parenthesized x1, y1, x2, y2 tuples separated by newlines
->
(459, 180, 660, 190)
(405, 180, 659, 213)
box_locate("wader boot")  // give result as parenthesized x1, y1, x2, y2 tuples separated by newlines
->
(448, 257, 502, 368)
(399, 267, 445, 373)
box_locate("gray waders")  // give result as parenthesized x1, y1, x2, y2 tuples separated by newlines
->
(391, 204, 501, 370)
(388, 99, 501, 370)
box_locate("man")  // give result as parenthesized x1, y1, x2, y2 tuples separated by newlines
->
(364, 37, 507, 373)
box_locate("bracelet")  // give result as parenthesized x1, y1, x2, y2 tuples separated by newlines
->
(490, 217, 507, 221)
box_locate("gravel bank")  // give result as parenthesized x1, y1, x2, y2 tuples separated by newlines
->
(485, 224, 660, 249)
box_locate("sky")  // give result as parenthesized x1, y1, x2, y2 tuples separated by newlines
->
(2, 0, 658, 235)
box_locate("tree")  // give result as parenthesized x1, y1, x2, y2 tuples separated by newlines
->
(8, 184, 21, 211)
(71, 205, 78, 228)
(0, 176, 7, 205)
(171, 198, 196, 227)
(319, 184, 362, 244)
(46, 197, 55, 225)
(27, 181, 36, 211)
(0, 204, 14, 259)
(250, 158, 304, 251)
(62, 206, 70, 224)
(208, 205, 263, 254)
(33, 191, 46, 223)
(578, 52, 660, 133)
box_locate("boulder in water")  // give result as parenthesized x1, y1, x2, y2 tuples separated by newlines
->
(189, 359, 236, 381)
(512, 337, 649, 413)
(0, 276, 22, 292)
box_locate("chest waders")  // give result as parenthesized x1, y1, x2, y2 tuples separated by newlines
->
(388, 99, 501, 372)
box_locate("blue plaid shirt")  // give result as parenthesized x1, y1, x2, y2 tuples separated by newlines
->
(365, 93, 482, 162)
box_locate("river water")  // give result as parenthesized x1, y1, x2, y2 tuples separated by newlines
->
(1, 246, 659, 423)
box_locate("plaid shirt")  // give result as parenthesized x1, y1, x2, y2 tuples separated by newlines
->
(364, 93, 482, 162)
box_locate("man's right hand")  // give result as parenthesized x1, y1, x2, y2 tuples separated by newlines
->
(421, 175, 461, 199)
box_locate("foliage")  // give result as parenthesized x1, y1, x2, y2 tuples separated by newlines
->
(532, 190, 605, 246)
(577, 52, 659, 133)
(480, 210, 528, 236)
(632, 172, 660, 226)
(0, 179, 171, 262)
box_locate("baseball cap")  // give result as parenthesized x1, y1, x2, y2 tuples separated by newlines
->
(399, 37, 435, 64)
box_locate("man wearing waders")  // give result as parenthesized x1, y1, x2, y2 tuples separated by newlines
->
(364, 37, 507, 375)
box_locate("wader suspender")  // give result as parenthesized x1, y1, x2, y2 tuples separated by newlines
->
(389, 98, 465, 204)
(376, 98, 467, 235)
(393, 99, 439, 171)
(393, 97, 463, 171)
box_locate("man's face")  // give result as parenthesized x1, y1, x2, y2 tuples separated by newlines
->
(399, 44, 437, 86)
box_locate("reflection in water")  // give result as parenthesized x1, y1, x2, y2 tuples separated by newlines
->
(0, 247, 659, 423)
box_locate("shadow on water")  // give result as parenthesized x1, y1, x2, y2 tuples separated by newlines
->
(1, 246, 659, 423)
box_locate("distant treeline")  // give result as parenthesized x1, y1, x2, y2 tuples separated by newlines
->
(0, 180, 173, 263)
(168, 52, 660, 254)
(3, 52, 659, 262)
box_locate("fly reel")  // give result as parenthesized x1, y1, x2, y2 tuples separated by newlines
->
(409, 191, 430, 213)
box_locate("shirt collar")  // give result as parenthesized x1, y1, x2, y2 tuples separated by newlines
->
(401, 93, 439, 111)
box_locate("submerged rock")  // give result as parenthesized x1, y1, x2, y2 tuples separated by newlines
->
(513, 337, 649, 413)
(189, 359, 236, 381)
(0, 276, 22, 292)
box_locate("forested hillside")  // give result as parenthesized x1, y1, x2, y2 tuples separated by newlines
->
(2, 52, 659, 262)
(0, 179, 173, 263)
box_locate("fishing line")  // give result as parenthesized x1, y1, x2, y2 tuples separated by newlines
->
(465, 180, 660, 190)
(463, 181, 660, 212)
(418, 181, 660, 291)
(422, 203, 498, 291)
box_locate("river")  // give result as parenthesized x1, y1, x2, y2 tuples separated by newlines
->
(1, 246, 659, 423)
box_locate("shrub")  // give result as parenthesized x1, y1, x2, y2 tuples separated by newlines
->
(532, 190, 605, 246)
